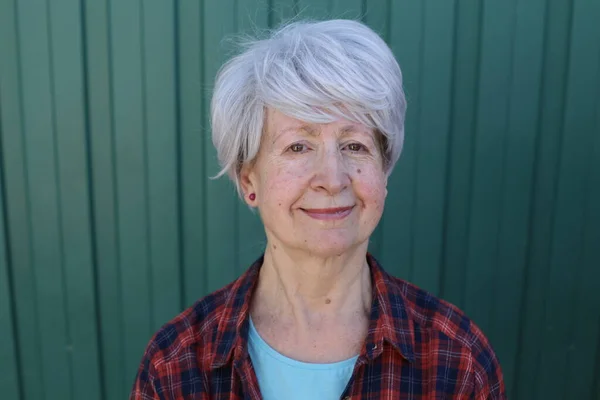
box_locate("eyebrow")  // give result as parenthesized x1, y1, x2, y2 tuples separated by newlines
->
(274, 124, 369, 140)
(272, 124, 317, 143)
(338, 124, 370, 136)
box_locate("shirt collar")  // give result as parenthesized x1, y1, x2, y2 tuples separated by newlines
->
(210, 253, 415, 369)
(365, 253, 416, 362)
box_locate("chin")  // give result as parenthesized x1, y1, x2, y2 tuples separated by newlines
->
(297, 233, 363, 258)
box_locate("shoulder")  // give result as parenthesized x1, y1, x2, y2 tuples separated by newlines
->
(141, 280, 236, 370)
(130, 258, 263, 398)
(129, 282, 239, 398)
(388, 276, 478, 345)
(386, 275, 506, 398)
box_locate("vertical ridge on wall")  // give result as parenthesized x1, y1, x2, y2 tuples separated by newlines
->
(84, 0, 125, 396)
(568, 85, 600, 395)
(536, 0, 600, 397)
(0, 112, 21, 400)
(465, 0, 517, 335)
(594, 315, 600, 399)
(46, 1, 77, 396)
(441, 0, 482, 310)
(139, 0, 152, 334)
(364, 0, 390, 259)
(48, 0, 104, 397)
(513, 0, 573, 397)
(142, 0, 181, 334)
(203, 0, 238, 293)
(593, 72, 600, 400)
(4, 0, 47, 397)
(173, 0, 185, 314)
(380, 0, 423, 281)
(0, 0, 38, 398)
(18, 0, 73, 396)
(109, 0, 152, 380)
(78, 0, 108, 396)
(561, 1, 600, 395)
(410, 0, 455, 295)
(492, 0, 546, 394)
(178, 0, 207, 307)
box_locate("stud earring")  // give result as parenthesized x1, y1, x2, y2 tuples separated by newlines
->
(249, 193, 256, 201)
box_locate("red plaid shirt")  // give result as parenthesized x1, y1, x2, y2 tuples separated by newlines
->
(130, 254, 506, 399)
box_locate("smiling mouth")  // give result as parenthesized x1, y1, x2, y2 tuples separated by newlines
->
(300, 206, 354, 220)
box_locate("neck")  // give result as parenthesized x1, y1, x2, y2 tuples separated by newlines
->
(251, 241, 372, 326)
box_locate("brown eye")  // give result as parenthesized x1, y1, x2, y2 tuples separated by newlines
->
(347, 143, 364, 152)
(290, 143, 305, 152)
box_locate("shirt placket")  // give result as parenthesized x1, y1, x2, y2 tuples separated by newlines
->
(339, 354, 369, 400)
(233, 357, 263, 400)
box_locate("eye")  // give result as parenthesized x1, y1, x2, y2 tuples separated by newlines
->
(289, 143, 306, 153)
(345, 143, 366, 152)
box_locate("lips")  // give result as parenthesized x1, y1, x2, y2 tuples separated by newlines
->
(300, 206, 354, 220)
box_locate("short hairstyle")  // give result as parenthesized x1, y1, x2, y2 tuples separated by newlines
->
(211, 19, 406, 196)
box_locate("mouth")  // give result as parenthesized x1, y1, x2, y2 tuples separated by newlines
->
(300, 206, 354, 221)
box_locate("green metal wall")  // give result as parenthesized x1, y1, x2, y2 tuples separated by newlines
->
(1, 0, 599, 399)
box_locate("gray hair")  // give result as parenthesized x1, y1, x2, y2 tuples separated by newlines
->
(210, 19, 406, 196)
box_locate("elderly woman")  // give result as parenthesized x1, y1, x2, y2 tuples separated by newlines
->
(131, 20, 506, 399)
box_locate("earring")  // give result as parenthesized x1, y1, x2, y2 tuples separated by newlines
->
(249, 193, 256, 201)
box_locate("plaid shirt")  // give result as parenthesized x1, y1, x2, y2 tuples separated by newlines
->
(130, 254, 506, 399)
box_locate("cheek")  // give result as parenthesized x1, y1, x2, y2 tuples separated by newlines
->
(260, 162, 309, 205)
(355, 171, 386, 209)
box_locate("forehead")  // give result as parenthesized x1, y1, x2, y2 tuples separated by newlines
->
(265, 108, 371, 140)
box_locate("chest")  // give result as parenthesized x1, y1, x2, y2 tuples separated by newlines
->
(258, 327, 364, 363)
(201, 344, 474, 400)
(251, 315, 368, 363)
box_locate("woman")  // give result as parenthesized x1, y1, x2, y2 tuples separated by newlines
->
(131, 19, 506, 399)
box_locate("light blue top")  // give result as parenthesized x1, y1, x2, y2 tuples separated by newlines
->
(248, 318, 358, 400)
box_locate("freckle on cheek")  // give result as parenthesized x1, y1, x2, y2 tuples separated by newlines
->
(357, 169, 361, 174)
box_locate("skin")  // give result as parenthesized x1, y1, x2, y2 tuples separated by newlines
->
(240, 108, 388, 363)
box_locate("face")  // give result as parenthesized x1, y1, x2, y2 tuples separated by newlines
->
(241, 108, 388, 258)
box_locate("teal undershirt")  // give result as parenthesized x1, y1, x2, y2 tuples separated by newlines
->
(248, 318, 358, 400)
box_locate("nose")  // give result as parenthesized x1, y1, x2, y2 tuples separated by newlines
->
(310, 146, 350, 195)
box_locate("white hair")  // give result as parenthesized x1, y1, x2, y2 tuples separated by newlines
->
(210, 19, 406, 196)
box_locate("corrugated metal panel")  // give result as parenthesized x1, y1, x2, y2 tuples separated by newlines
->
(0, 0, 599, 399)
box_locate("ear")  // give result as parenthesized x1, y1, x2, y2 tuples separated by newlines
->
(240, 163, 258, 207)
